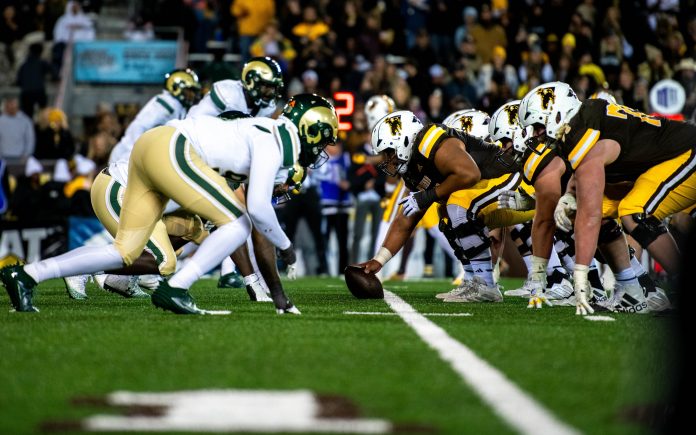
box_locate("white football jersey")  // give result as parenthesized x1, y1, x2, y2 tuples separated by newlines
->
(186, 80, 277, 119)
(109, 91, 186, 165)
(167, 115, 300, 248)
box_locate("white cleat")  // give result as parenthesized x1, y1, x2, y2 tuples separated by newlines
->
(93, 274, 106, 290)
(443, 277, 503, 303)
(103, 275, 150, 298)
(545, 278, 574, 301)
(64, 275, 89, 300)
(436, 281, 470, 299)
(503, 279, 533, 298)
(600, 282, 650, 314)
(647, 288, 671, 312)
(138, 274, 162, 290)
(277, 305, 301, 315)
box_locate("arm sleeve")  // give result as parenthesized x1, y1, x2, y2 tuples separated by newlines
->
(246, 140, 292, 249)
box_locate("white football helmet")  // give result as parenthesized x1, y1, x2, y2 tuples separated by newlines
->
(588, 90, 617, 104)
(371, 110, 423, 175)
(365, 95, 397, 130)
(489, 100, 521, 142)
(511, 124, 536, 155)
(518, 81, 581, 140)
(443, 109, 491, 140)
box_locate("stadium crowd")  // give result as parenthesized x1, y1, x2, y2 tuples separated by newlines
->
(2, 0, 696, 279)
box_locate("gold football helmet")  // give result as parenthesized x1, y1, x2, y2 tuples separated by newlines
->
(164, 68, 202, 108)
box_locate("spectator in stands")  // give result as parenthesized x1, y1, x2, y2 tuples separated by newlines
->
(191, 0, 218, 53)
(454, 7, 478, 52)
(478, 45, 519, 101)
(317, 143, 352, 274)
(41, 158, 71, 218)
(9, 156, 44, 224)
(291, 5, 329, 46)
(124, 16, 155, 41)
(249, 20, 296, 69)
(52, 1, 95, 74)
(0, 97, 35, 164)
(86, 132, 113, 170)
(675, 57, 696, 116)
(231, 0, 275, 61)
(348, 122, 384, 264)
(469, 4, 507, 64)
(16, 43, 53, 119)
(401, 0, 429, 50)
(0, 4, 23, 66)
(638, 44, 673, 86)
(65, 154, 96, 217)
(34, 108, 75, 160)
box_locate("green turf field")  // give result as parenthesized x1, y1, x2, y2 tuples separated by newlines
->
(0, 277, 678, 434)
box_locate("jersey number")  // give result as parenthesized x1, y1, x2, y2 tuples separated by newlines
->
(605, 103, 661, 127)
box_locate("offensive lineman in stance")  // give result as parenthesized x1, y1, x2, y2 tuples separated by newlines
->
(360, 110, 516, 302)
(1, 94, 338, 314)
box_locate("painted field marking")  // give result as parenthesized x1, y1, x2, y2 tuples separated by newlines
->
(584, 315, 616, 322)
(344, 311, 472, 317)
(383, 289, 581, 435)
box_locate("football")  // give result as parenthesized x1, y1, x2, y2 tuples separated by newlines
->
(344, 265, 384, 299)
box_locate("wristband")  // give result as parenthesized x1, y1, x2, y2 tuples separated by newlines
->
(373, 247, 393, 266)
(573, 264, 589, 288)
(414, 188, 438, 209)
(530, 255, 548, 280)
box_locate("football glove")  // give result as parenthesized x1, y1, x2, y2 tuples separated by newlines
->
(498, 190, 535, 211)
(286, 264, 297, 280)
(399, 188, 437, 217)
(277, 243, 297, 265)
(554, 193, 577, 232)
(573, 264, 595, 316)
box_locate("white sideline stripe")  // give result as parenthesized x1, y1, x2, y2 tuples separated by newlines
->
(344, 311, 473, 317)
(383, 290, 581, 435)
(584, 315, 615, 322)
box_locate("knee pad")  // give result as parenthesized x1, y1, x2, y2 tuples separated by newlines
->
(163, 211, 209, 244)
(598, 219, 623, 244)
(624, 213, 667, 248)
(448, 217, 491, 260)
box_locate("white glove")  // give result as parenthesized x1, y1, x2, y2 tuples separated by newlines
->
(286, 264, 297, 280)
(498, 190, 535, 211)
(526, 256, 552, 309)
(573, 264, 595, 316)
(554, 193, 577, 232)
(399, 188, 437, 217)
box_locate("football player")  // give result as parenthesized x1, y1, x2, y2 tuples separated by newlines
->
(517, 81, 696, 314)
(360, 110, 517, 302)
(1, 94, 338, 315)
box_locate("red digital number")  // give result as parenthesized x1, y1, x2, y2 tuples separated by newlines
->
(333, 91, 354, 131)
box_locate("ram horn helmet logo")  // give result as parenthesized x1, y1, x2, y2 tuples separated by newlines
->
(536, 87, 556, 110)
(384, 116, 402, 135)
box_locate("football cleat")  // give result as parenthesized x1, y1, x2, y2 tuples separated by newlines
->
(646, 288, 672, 312)
(504, 279, 534, 298)
(151, 281, 207, 314)
(601, 282, 650, 314)
(64, 275, 89, 300)
(103, 275, 150, 298)
(1, 265, 39, 312)
(443, 277, 503, 303)
(545, 277, 574, 305)
(217, 271, 245, 288)
(138, 274, 162, 290)
(436, 280, 470, 299)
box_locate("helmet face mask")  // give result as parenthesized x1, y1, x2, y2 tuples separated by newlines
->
(370, 110, 424, 177)
(242, 57, 284, 108)
(281, 93, 338, 168)
(164, 68, 202, 108)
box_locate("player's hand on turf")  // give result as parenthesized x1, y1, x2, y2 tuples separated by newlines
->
(526, 280, 552, 309)
(277, 243, 296, 265)
(554, 193, 577, 232)
(359, 259, 383, 274)
(574, 280, 595, 316)
(498, 190, 535, 211)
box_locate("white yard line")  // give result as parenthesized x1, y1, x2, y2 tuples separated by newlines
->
(383, 290, 581, 435)
(584, 315, 615, 322)
(344, 311, 473, 317)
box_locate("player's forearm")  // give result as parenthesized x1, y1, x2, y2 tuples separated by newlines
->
(380, 212, 421, 260)
(573, 212, 602, 266)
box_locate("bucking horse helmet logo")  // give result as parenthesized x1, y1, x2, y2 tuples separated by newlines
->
(385, 116, 402, 135)
(536, 87, 556, 110)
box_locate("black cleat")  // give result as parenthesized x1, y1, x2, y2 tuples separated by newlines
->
(0, 265, 39, 312)
(151, 281, 204, 314)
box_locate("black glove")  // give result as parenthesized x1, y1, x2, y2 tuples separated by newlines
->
(277, 243, 297, 265)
